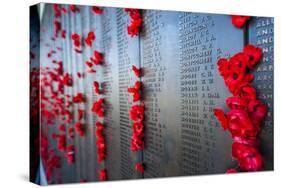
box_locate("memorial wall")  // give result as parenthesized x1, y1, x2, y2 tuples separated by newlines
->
(31, 3, 274, 185)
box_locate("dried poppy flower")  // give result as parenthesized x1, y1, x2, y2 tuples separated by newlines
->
(243, 45, 262, 69)
(92, 6, 103, 14)
(231, 15, 251, 28)
(135, 163, 144, 173)
(99, 169, 107, 181)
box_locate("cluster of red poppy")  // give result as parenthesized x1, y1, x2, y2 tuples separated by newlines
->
(46, 152, 61, 179)
(72, 92, 86, 103)
(91, 98, 104, 118)
(214, 44, 267, 172)
(40, 4, 108, 183)
(128, 65, 145, 173)
(231, 15, 251, 28)
(96, 122, 106, 163)
(128, 80, 141, 102)
(125, 9, 142, 37)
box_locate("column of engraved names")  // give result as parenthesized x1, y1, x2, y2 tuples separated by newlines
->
(178, 13, 217, 174)
(249, 17, 274, 170)
(142, 10, 166, 178)
(101, 9, 117, 179)
(116, 8, 136, 178)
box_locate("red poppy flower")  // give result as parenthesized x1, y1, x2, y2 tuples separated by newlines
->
(129, 102, 145, 121)
(73, 93, 86, 103)
(61, 30, 66, 39)
(68, 127, 74, 138)
(62, 73, 73, 87)
(92, 6, 103, 14)
(53, 4, 61, 18)
(128, 81, 142, 102)
(92, 50, 103, 65)
(131, 137, 144, 152)
(78, 109, 84, 120)
(243, 45, 262, 69)
(213, 108, 228, 130)
(239, 151, 263, 171)
(227, 109, 257, 139)
(66, 145, 75, 164)
(217, 58, 231, 78)
(54, 20, 61, 38)
(99, 169, 107, 181)
(231, 15, 251, 28)
(248, 100, 267, 122)
(91, 98, 104, 117)
(57, 134, 66, 151)
(226, 97, 248, 111)
(85, 31, 96, 47)
(135, 163, 144, 173)
(71, 33, 81, 50)
(230, 52, 248, 74)
(77, 72, 82, 78)
(232, 142, 263, 171)
(132, 122, 144, 136)
(85, 61, 93, 68)
(93, 81, 101, 95)
(69, 5, 79, 13)
(235, 82, 257, 101)
(61, 7, 68, 14)
(75, 121, 85, 137)
(127, 24, 140, 37)
(132, 65, 141, 77)
(59, 124, 65, 132)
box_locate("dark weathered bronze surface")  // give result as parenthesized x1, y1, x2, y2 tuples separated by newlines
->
(39, 4, 274, 183)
